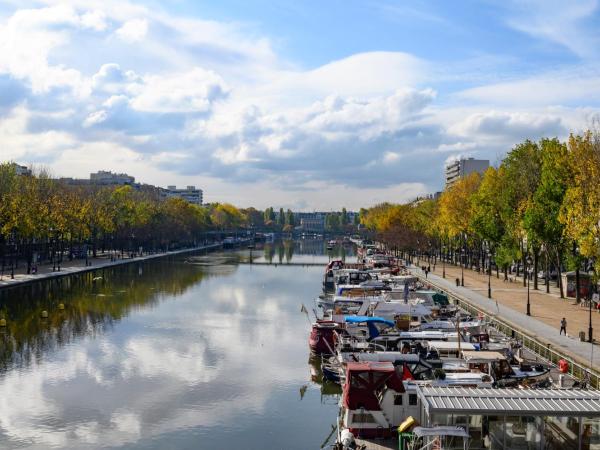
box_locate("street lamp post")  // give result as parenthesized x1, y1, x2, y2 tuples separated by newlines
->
(573, 242, 581, 304)
(589, 291, 594, 342)
(526, 255, 533, 316)
(442, 245, 446, 278)
(461, 247, 465, 287)
(487, 250, 492, 299)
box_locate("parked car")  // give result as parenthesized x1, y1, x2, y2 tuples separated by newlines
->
(538, 270, 558, 280)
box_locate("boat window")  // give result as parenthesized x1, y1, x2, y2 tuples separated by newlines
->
(394, 395, 403, 406)
(409, 394, 418, 406)
(353, 412, 376, 424)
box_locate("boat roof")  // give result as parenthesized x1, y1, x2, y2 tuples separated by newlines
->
(342, 352, 421, 363)
(346, 361, 396, 373)
(412, 426, 468, 438)
(417, 386, 600, 417)
(344, 315, 395, 327)
(462, 350, 506, 361)
(428, 342, 477, 351)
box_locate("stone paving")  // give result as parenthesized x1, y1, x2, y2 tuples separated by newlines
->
(411, 262, 599, 371)
(0, 244, 222, 289)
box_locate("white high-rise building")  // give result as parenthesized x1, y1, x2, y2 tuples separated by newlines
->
(445, 157, 489, 188)
(163, 185, 203, 205)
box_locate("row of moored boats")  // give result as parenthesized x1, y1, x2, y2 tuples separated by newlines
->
(309, 244, 553, 448)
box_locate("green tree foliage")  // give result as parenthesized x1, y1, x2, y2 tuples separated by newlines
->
(263, 207, 275, 225)
(326, 213, 340, 231)
(341, 207, 348, 226)
(285, 209, 295, 227)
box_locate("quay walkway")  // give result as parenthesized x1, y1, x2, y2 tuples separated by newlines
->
(0, 243, 222, 290)
(409, 264, 600, 386)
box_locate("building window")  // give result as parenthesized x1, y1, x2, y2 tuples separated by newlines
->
(409, 394, 418, 406)
(394, 395, 403, 406)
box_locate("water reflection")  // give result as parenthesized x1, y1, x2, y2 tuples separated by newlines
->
(0, 242, 339, 450)
(239, 238, 355, 265)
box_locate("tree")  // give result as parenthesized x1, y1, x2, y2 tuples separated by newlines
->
(341, 208, 348, 226)
(499, 140, 542, 286)
(326, 213, 340, 231)
(560, 132, 600, 277)
(524, 138, 570, 294)
(470, 167, 510, 277)
(264, 207, 275, 224)
(436, 172, 481, 240)
(285, 209, 295, 227)
(278, 207, 285, 228)
(242, 207, 264, 228)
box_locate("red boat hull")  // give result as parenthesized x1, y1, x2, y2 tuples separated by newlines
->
(309, 322, 339, 354)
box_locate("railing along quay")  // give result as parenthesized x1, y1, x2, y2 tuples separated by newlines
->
(412, 269, 600, 389)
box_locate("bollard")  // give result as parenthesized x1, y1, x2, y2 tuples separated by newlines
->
(58, 303, 65, 310)
(40, 310, 49, 318)
(455, 278, 460, 287)
(0, 318, 6, 327)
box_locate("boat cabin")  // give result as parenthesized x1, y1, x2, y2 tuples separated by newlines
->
(426, 341, 477, 359)
(417, 385, 600, 450)
(341, 361, 419, 438)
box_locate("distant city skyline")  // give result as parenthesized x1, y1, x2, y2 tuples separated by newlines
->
(1, 1, 599, 210)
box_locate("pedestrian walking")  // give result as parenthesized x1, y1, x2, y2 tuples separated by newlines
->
(560, 317, 567, 335)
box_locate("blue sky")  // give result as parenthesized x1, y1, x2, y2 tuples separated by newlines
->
(1, 0, 599, 209)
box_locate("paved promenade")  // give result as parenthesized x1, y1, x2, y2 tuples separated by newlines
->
(410, 261, 599, 371)
(0, 243, 222, 290)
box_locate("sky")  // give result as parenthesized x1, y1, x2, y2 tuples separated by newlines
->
(1, 0, 599, 210)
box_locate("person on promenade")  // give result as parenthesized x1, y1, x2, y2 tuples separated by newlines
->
(560, 318, 567, 335)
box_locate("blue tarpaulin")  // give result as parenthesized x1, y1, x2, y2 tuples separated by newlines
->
(344, 316, 395, 339)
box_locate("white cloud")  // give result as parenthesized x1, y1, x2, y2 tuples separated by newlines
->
(130, 68, 229, 113)
(115, 18, 148, 42)
(83, 109, 107, 127)
(437, 142, 477, 153)
(504, 0, 599, 58)
(452, 110, 565, 139)
(80, 9, 107, 31)
(458, 68, 600, 106)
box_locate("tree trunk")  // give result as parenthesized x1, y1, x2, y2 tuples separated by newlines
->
(521, 240, 527, 287)
(545, 250, 550, 294)
(533, 248, 539, 290)
(557, 248, 564, 298)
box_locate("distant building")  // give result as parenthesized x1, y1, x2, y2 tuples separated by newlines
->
(445, 157, 489, 188)
(60, 170, 136, 187)
(295, 210, 357, 231)
(299, 216, 325, 233)
(162, 185, 203, 205)
(296, 212, 326, 233)
(90, 170, 135, 185)
(11, 163, 31, 176)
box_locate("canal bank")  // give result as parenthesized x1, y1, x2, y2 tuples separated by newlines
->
(0, 242, 239, 290)
(410, 265, 600, 388)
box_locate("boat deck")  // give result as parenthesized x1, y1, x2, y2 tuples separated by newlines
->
(355, 437, 397, 450)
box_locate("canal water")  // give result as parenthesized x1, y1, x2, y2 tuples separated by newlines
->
(0, 240, 354, 449)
